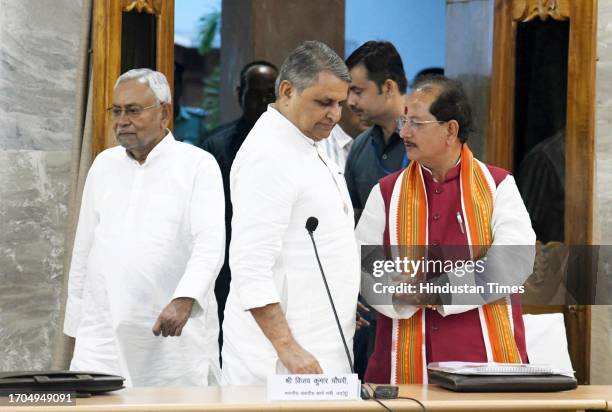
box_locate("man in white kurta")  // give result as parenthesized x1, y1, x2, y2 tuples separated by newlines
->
(64, 69, 225, 387)
(222, 41, 360, 384)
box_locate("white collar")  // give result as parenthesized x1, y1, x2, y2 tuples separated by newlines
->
(124, 130, 175, 165)
(420, 157, 462, 182)
(268, 104, 317, 147)
(332, 125, 354, 149)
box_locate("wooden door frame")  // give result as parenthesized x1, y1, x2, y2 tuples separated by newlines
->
(92, 0, 174, 157)
(488, 0, 597, 384)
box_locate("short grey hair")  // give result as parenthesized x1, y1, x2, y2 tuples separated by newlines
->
(115, 68, 172, 104)
(275, 40, 351, 96)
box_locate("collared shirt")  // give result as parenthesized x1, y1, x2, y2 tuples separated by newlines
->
(321, 124, 354, 170)
(64, 132, 225, 386)
(344, 125, 407, 213)
(222, 105, 360, 385)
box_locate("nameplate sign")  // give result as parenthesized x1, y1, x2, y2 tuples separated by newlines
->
(267, 373, 360, 401)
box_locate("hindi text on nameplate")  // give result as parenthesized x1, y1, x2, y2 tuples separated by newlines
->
(267, 373, 360, 401)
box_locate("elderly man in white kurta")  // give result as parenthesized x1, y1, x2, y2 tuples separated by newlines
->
(64, 69, 225, 387)
(222, 41, 360, 384)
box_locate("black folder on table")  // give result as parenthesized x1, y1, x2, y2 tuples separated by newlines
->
(0, 371, 125, 396)
(429, 370, 577, 392)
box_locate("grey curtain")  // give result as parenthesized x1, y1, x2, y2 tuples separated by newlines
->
(51, 0, 94, 370)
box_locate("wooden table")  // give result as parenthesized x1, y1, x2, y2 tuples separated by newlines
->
(1, 385, 610, 411)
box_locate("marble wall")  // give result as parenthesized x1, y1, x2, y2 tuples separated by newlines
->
(591, 0, 612, 385)
(0, 0, 82, 370)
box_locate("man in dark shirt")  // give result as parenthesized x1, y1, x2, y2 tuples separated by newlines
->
(344, 41, 409, 222)
(343, 41, 408, 380)
(199, 60, 278, 353)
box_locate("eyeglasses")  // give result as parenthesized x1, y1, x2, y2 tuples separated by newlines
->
(397, 116, 445, 132)
(107, 103, 161, 119)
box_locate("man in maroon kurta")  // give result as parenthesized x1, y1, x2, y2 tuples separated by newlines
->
(356, 75, 536, 384)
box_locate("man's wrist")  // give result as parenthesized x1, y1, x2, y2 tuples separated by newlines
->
(274, 335, 297, 354)
(172, 297, 195, 311)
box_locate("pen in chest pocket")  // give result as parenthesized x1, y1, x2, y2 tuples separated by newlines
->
(456, 212, 465, 234)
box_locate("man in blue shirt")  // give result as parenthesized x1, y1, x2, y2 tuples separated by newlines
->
(344, 41, 408, 222)
(343, 40, 409, 380)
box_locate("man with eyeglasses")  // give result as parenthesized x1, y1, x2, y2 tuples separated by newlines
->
(356, 75, 535, 384)
(63, 68, 225, 387)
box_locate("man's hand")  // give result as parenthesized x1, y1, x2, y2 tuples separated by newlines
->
(249, 303, 323, 374)
(392, 277, 440, 307)
(152, 297, 194, 337)
(277, 341, 323, 374)
(355, 301, 370, 331)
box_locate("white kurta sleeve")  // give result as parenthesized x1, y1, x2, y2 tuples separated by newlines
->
(229, 151, 299, 311)
(356, 184, 419, 320)
(438, 174, 536, 316)
(172, 155, 225, 315)
(64, 163, 100, 337)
